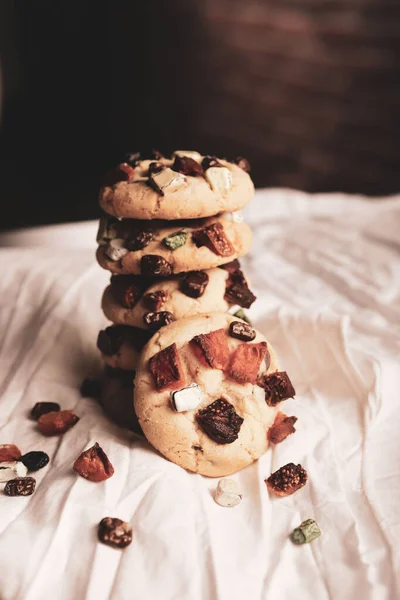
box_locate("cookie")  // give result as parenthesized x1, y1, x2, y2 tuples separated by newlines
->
(97, 325, 152, 371)
(99, 153, 254, 221)
(100, 368, 142, 434)
(134, 313, 289, 477)
(96, 215, 252, 276)
(102, 267, 238, 329)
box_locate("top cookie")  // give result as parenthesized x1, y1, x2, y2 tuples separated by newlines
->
(134, 313, 297, 477)
(99, 151, 254, 220)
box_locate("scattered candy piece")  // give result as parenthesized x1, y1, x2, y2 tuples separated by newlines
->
(227, 342, 269, 384)
(0, 444, 21, 462)
(229, 321, 256, 342)
(19, 451, 50, 472)
(196, 398, 243, 444)
(98, 517, 133, 549)
(266, 463, 308, 497)
(268, 412, 297, 444)
(4, 477, 36, 496)
(290, 519, 321, 545)
(141, 255, 173, 277)
(149, 343, 186, 392)
(105, 239, 128, 261)
(149, 167, 186, 195)
(0, 461, 28, 482)
(215, 478, 242, 507)
(73, 442, 114, 482)
(171, 383, 203, 412)
(191, 329, 230, 370)
(192, 222, 235, 257)
(204, 166, 232, 194)
(38, 410, 79, 436)
(162, 230, 188, 251)
(180, 271, 209, 298)
(31, 402, 61, 420)
(257, 372, 296, 406)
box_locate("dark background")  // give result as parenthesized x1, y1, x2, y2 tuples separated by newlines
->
(1, 0, 400, 230)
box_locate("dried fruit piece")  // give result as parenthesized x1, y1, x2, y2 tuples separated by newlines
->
(0, 444, 21, 462)
(219, 259, 241, 274)
(290, 519, 321, 545)
(233, 309, 251, 325)
(125, 227, 155, 251)
(227, 342, 269, 384)
(19, 451, 50, 472)
(192, 222, 235, 257)
(215, 478, 242, 507)
(149, 343, 185, 392)
(229, 321, 256, 342)
(73, 442, 114, 482)
(266, 463, 308, 497)
(98, 517, 133, 549)
(97, 326, 125, 356)
(172, 155, 204, 176)
(141, 255, 173, 277)
(111, 274, 147, 309)
(257, 371, 296, 406)
(142, 290, 168, 311)
(267, 412, 297, 444)
(196, 398, 243, 444)
(103, 163, 135, 186)
(5, 477, 36, 496)
(171, 383, 203, 412)
(180, 271, 209, 298)
(190, 329, 230, 370)
(149, 168, 186, 195)
(0, 461, 28, 482)
(80, 378, 101, 400)
(143, 311, 175, 331)
(202, 156, 223, 170)
(224, 268, 256, 308)
(234, 156, 251, 172)
(38, 410, 79, 436)
(162, 230, 188, 251)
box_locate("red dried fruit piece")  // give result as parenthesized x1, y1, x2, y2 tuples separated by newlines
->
(125, 228, 155, 251)
(219, 259, 241, 274)
(111, 275, 148, 308)
(265, 463, 307, 497)
(173, 155, 204, 176)
(0, 444, 21, 462)
(31, 402, 61, 419)
(73, 442, 114, 482)
(224, 268, 256, 309)
(192, 222, 235, 257)
(257, 371, 296, 406)
(149, 343, 185, 392)
(141, 255, 173, 277)
(267, 412, 297, 444)
(38, 410, 79, 436)
(180, 271, 209, 298)
(190, 329, 230, 370)
(196, 398, 243, 444)
(234, 156, 251, 172)
(142, 290, 168, 311)
(103, 163, 135, 186)
(143, 311, 174, 331)
(5, 477, 36, 496)
(227, 342, 269, 384)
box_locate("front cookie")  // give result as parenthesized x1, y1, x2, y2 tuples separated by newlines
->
(99, 153, 254, 221)
(96, 215, 252, 276)
(134, 313, 296, 477)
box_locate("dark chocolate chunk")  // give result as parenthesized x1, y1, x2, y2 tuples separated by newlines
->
(125, 228, 155, 251)
(141, 255, 173, 277)
(143, 311, 175, 331)
(172, 155, 203, 176)
(180, 271, 209, 298)
(229, 321, 256, 341)
(224, 268, 256, 308)
(196, 398, 243, 444)
(219, 259, 241, 274)
(142, 290, 168, 311)
(257, 371, 296, 406)
(192, 222, 235, 257)
(148, 161, 165, 175)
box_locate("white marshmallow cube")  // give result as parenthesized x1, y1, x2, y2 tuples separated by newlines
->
(105, 239, 129, 261)
(215, 478, 242, 507)
(151, 168, 186, 193)
(0, 461, 28, 482)
(171, 383, 203, 412)
(204, 166, 232, 195)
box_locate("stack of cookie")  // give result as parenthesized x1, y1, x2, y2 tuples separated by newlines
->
(95, 150, 297, 476)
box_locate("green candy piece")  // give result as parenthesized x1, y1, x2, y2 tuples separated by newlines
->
(233, 309, 251, 325)
(162, 230, 188, 251)
(290, 519, 321, 545)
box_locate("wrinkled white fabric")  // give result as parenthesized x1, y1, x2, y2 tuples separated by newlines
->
(0, 189, 399, 600)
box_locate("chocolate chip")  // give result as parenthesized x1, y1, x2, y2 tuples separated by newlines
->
(224, 268, 256, 308)
(31, 402, 61, 420)
(80, 378, 101, 399)
(98, 517, 133, 549)
(172, 155, 203, 176)
(219, 259, 241, 274)
(142, 290, 168, 311)
(266, 463, 307, 497)
(19, 451, 50, 472)
(229, 321, 256, 342)
(196, 398, 243, 444)
(141, 255, 173, 277)
(96, 326, 125, 356)
(5, 477, 36, 496)
(257, 371, 296, 406)
(143, 311, 175, 331)
(202, 156, 223, 170)
(125, 227, 155, 251)
(234, 156, 251, 172)
(180, 271, 209, 298)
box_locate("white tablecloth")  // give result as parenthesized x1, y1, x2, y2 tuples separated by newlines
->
(0, 189, 399, 600)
